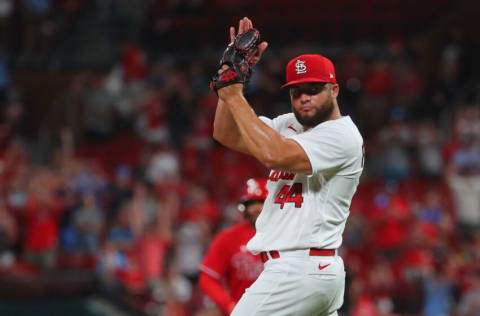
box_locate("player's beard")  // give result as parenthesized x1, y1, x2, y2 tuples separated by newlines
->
(293, 96, 335, 127)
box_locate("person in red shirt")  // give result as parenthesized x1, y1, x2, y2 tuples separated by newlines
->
(199, 178, 267, 314)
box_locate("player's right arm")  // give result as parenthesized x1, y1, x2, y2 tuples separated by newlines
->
(213, 17, 268, 155)
(213, 98, 250, 155)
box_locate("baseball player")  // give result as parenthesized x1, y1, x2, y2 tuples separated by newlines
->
(199, 178, 268, 314)
(210, 17, 364, 316)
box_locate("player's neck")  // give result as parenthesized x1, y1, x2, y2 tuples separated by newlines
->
(329, 104, 342, 121)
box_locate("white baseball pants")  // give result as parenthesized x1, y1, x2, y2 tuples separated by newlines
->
(230, 250, 345, 316)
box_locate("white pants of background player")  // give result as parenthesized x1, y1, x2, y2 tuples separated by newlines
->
(230, 250, 345, 316)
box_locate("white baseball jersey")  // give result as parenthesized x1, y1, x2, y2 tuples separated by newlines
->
(246, 114, 364, 254)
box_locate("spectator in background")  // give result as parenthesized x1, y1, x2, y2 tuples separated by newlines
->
(98, 203, 136, 289)
(369, 182, 411, 257)
(136, 85, 170, 144)
(83, 74, 115, 142)
(64, 192, 104, 254)
(173, 221, 207, 284)
(99, 179, 177, 294)
(107, 165, 134, 223)
(69, 161, 108, 197)
(422, 264, 456, 316)
(2, 98, 25, 138)
(23, 169, 64, 271)
(172, 185, 221, 285)
(445, 107, 480, 241)
(121, 43, 147, 83)
(417, 187, 446, 226)
(0, 49, 8, 104)
(3, 142, 30, 210)
(161, 265, 194, 316)
(0, 0, 13, 45)
(46, 74, 87, 143)
(131, 181, 175, 289)
(457, 270, 480, 316)
(379, 121, 413, 180)
(145, 144, 180, 185)
(416, 120, 444, 178)
(20, 0, 55, 64)
(0, 200, 17, 269)
(181, 185, 220, 224)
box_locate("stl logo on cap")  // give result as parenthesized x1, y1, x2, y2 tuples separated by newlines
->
(295, 60, 307, 74)
(281, 54, 337, 88)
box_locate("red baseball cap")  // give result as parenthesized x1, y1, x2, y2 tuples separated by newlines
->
(281, 54, 337, 88)
(238, 178, 268, 212)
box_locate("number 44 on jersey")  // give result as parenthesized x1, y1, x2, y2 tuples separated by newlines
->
(274, 183, 304, 209)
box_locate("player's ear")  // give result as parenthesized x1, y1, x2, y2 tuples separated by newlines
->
(330, 84, 339, 98)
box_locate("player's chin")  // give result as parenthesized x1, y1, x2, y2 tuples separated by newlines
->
(298, 112, 317, 123)
(300, 111, 315, 119)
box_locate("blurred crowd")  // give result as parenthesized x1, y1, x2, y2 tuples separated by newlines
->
(0, 0, 479, 316)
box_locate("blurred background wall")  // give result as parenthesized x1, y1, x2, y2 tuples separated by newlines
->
(0, 0, 479, 315)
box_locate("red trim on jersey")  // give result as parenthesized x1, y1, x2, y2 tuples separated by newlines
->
(199, 264, 221, 280)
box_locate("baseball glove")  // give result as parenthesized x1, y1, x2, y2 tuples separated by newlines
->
(210, 28, 260, 94)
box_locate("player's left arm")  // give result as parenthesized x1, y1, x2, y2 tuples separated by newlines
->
(219, 85, 312, 174)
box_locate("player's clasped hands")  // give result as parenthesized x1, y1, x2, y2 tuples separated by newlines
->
(230, 17, 268, 66)
(210, 17, 268, 94)
(222, 17, 268, 70)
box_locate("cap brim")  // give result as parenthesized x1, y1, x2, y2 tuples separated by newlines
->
(281, 78, 332, 89)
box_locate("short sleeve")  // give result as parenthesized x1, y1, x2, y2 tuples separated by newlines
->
(199, 232, 231, 280)
(259, 116, 274, 129)
(259, 114, 295, 133)
(288, 126, 358, 176)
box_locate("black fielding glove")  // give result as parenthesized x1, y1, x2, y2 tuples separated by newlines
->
(210, 28, 260, 94)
